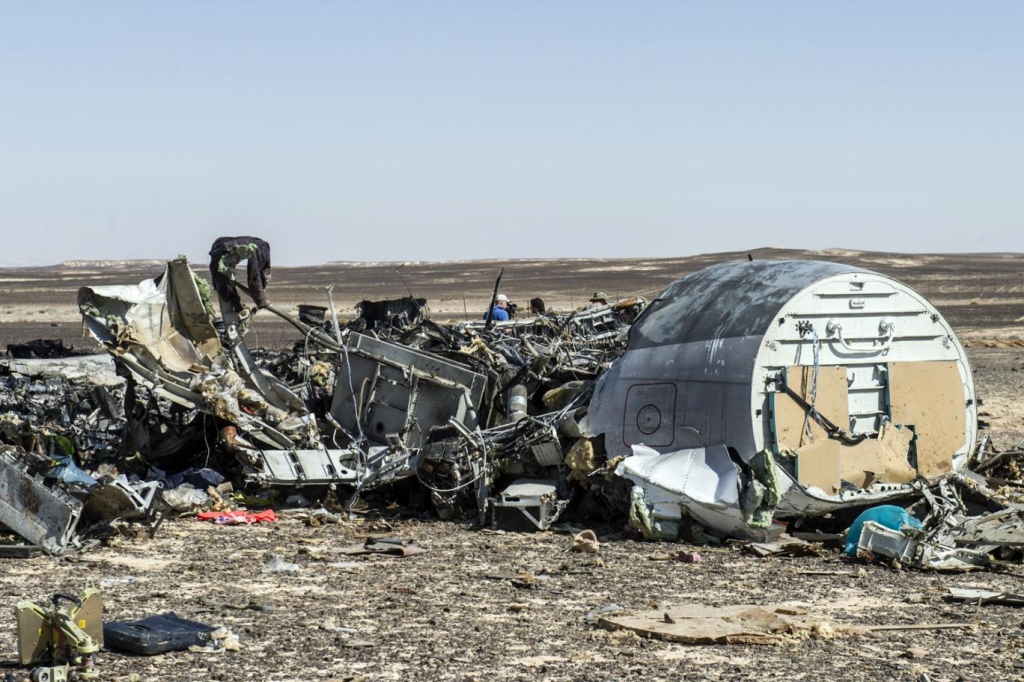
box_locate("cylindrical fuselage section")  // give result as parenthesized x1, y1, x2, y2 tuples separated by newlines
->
(588, 260, 976, 474)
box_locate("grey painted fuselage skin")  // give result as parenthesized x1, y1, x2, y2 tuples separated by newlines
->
(586, 260, 863, 462)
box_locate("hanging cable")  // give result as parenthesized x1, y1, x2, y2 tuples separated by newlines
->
(338, 339, 370, 509)
(801, 325, 823, 444)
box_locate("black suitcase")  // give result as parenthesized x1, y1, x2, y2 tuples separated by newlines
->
(103, 612, 214, 655)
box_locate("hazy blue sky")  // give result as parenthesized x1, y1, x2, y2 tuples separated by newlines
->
(1, 3, 1021, 266)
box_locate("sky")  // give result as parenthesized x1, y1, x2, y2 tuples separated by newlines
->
(1, 3, 1021, 266)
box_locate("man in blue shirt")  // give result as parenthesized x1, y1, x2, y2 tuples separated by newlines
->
(483, 294, 511, 322)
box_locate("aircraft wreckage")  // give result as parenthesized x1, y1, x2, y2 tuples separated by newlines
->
(5, 238, 1020, 565)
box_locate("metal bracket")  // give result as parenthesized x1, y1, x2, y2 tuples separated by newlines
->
(825, 318, 895, 354)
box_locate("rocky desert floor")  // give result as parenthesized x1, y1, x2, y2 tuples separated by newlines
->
(1, 248, 1024, 682)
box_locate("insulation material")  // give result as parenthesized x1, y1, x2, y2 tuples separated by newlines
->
(794, 439, 841, 494)
(793, 421, 915, 493)
(565, 438, 596, 484)
(774, 365, 849, 450)
(888, 362, 967, 478)
(838, 422, 917, 487)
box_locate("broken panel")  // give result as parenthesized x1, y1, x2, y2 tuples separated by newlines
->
(252, 449, 361, 487)
(888, 361, 967, 478)
(773, 365, 849, 451)
(330, 333, 487, 449)
(0, 450, 83, 554)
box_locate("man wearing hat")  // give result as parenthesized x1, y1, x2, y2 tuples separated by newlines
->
(483, 294, 511, 321)
(586, 291, 608, 310)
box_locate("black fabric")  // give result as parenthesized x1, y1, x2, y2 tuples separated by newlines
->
(208, 236, 272, 311)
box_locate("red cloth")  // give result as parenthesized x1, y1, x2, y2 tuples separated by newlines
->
(197, 509, 278, 525)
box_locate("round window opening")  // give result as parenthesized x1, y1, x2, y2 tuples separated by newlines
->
(636, 404, 662, 435)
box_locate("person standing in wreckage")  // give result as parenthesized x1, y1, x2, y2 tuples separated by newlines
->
(585, 291, 608, 310)
(483, 294, 511, 321)
(208, 236, 272, 313)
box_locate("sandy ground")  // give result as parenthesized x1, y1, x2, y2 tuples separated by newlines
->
(2, 247, 1023, 340)
(2, 250, 1024, 681)
(2, 513, 1024, 682)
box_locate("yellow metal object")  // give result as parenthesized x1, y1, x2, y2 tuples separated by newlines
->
(16, 602, 50, 665)
(14, 582, 103, 672)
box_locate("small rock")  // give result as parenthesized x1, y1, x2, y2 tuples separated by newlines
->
(585, 604, 621, 621)
(905, 647, 928, 659)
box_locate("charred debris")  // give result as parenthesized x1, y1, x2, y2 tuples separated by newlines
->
(2, 238, 1024, 571)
